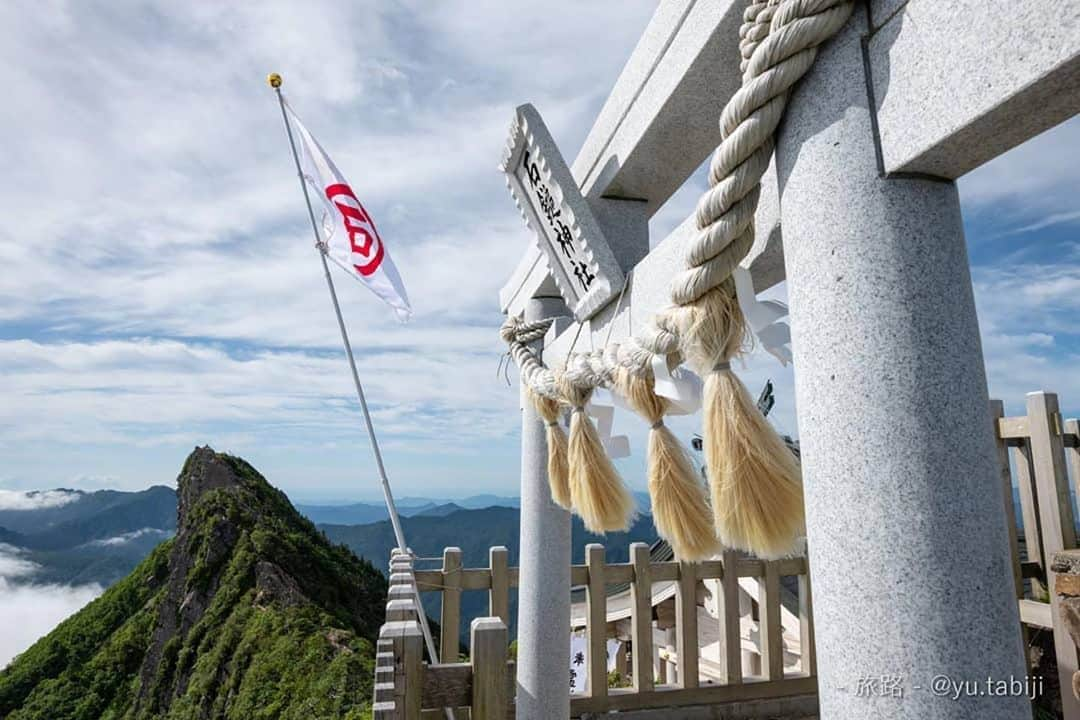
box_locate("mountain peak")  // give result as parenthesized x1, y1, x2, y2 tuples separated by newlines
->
(2, 451, 388, 720)
(176, 446, 246, 522)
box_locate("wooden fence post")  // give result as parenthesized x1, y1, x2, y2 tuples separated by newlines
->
(377, 617, 423, 720)
(991, 400, 1024, 599)
(1013, 439, 1045, 597)
(760, 562, 783, 681)
(373, 624, 398, 719)
(630, 542, 654, 692)
(798, 569, 816, 677)
(385, 599, 415, 622)
(1066, 418, 1080, 527)
(675, 560, 699, 688)
(1028, 392, 1080, 720)
(391, 554, 414, 575)
(399, 622, 424, 720)
(1029, 393, 1077, 552)
(489, 546, 509, 626)
(470, 617, 509, 719)
(586, 543, 608, 698)
(719, 549, 743, 684)
(441, 547, 463, 662)
(387, 584, 414, 604)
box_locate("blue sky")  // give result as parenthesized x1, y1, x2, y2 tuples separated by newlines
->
(0, 1, 1077, 503)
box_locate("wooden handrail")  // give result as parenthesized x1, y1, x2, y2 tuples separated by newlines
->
(585, 544, 607, 699)
(489, 547, 510, 626)
(630, 542, 654, 693)
(439, 547, 462, 663)
(674, 559, 698, 689)
(719, 548, 743, 685)
(375, 541, 816, 717)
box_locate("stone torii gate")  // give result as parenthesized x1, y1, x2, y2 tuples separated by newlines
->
(499, 2, 1080, 719)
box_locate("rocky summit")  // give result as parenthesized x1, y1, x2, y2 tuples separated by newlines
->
(0, 447, 388, 720)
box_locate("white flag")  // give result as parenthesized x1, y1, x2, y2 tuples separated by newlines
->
(284, 97, 412, 322)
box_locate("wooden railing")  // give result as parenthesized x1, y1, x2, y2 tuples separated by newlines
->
(567, 543, 815, 715)
(414, 546, 515, 661)
(373, 549, 513, 719)
(376, 543, 817, 718)
(992, 392, 1080, 717)
(371, 391, 1080, 718)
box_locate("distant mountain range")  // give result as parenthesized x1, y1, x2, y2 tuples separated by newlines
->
(0, 486, 175, 547)
(0, 488, 523, 589)
(0, 486, 177, 587)
(0, 481, 658, 610)
(295, 494, 521, 525)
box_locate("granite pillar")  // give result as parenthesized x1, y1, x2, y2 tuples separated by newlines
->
(515, 295, 572, 720)
(774, 5, 1028, 718)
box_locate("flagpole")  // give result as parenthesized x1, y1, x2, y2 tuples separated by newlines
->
(268, 75, 445, 677)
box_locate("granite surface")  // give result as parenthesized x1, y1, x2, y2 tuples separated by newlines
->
(776, 5, 1029, 718)
(515, 296, 572, 720)
(868, 0, 1080, 177)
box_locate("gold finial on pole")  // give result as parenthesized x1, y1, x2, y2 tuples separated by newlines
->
(267, 73, 282, 88)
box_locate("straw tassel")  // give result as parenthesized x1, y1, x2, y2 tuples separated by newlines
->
(530, 389, 572, 510)
(557, 366, 635, 533)
(614, 367, 719, 562)
(678, 281, 804, 558)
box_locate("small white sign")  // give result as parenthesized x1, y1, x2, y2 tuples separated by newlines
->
(501, 104, 624, 321)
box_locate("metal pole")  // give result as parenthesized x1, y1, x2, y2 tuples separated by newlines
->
(271, 84, 408, 553)
(269, 79, 445, 682)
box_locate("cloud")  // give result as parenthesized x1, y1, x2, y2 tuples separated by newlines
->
(0, 490, 82, 511)
(969, 263, 1080, 416)
(66, 475, 124, 491)
(0, 578, 103, 668)
(0, 0, 659, 495)
(0, 544, 105, 668)
(0, 544, 40, 579)
(973, 262, 1080, 337)
(86, 528, 173, 547)
(0, 336, 519, 448)
(1000, 210, 1080, 237)
(0, 0, 655, 344)
(958, 116, 1080, 223)
(0, 0, 1075, 503)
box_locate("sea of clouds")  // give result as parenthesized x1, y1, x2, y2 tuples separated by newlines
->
(0, 543, 102, 668)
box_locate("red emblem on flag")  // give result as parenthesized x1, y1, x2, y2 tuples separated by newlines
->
(325, 183, 385, 276)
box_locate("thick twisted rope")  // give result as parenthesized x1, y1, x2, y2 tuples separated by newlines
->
(501, 315, 577, 509)
(658, 0, 853, 350)
(500, 316, 557, 398)
(740, 3, 775, 76)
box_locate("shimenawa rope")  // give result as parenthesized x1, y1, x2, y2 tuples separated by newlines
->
(502, 0, 854, 559)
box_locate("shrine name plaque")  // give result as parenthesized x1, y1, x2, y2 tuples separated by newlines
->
(500, 104, 624, 321)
